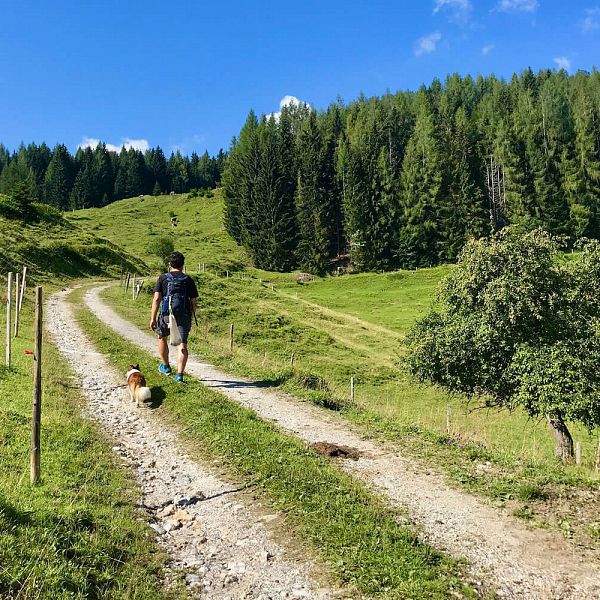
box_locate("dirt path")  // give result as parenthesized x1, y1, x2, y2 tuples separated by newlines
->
(84, 283, 600, 600)
(47, 289, 336, 600)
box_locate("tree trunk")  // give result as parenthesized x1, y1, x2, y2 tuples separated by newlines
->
(546, 415, 574, 462)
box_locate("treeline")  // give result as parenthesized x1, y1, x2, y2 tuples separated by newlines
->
(223, 68, 600, 273)
(0, 142, 226, 211)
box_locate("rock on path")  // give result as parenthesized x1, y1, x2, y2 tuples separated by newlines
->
(85, 283, 600, 600)
(47, 290, 333, 599)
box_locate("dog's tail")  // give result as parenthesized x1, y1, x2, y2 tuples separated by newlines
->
(135, 386, 152, 403)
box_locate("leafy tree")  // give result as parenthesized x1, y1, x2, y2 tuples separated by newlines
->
(147, 235, 175, 267)
(407, 230, 600, 460)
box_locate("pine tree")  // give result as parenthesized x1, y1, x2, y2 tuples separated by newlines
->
(43, 144, 75, 209)
(223, 111, 259, 244)
(399, 94, 444, 268)
(295, 111, 335, 273)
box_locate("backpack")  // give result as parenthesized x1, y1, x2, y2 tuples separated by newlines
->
(161, 273, 190, 319)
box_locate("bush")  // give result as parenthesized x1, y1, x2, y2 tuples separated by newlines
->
(147, 235, 174, 267)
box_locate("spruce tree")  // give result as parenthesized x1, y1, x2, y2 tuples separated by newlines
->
(43, 144, 75, 209)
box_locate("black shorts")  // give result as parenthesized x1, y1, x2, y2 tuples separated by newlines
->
(157, 313, 192, 343)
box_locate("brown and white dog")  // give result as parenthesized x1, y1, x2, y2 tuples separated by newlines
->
(127, 364, 152, 407)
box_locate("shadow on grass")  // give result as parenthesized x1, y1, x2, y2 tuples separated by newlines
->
(149, 386, 165, 409)
(0, 498, 32, 528)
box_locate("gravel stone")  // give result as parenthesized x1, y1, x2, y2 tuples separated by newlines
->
(81, 283, 600, 600)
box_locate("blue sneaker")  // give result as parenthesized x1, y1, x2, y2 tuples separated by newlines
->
(174, 373, 184, 383)
(159, 363, 172, 376)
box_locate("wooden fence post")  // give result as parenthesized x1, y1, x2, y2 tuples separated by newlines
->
(446, 405, 452, 434)
(6, 272, 13, 367)
(596, 437, 600, 473)
(132, 274, 136, 299)
(575, 442, 582, 466)
(30, 286, 43, 484)
(350, 376, 355, 403)
(290, 352, 295, 368)
(18, 266, 27, 313)
(229, 323, 234, 352)
(14, 273, 20, 337)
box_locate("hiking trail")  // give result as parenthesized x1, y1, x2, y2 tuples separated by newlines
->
(47, 289, 338, 599)
(83, 282, 600, 600)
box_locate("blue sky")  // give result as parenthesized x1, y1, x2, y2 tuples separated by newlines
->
(1, 0, 598, 156)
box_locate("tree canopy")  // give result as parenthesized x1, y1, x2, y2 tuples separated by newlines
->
(0, 142, 225, 211)
(223, 68, 600, 272)
(406, 229, 600, 460)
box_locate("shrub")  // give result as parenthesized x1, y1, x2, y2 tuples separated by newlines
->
(407, 229, 600, 461)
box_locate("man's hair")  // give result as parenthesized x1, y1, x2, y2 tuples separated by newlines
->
(168, 251, 185, 270)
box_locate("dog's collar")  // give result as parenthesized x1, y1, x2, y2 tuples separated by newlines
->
(127, 369, 141, 379)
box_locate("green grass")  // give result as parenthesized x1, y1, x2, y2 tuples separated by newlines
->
(69, 285, 477, 600)
(0, 287, 174, 599)
(0, 198, 146, 281)
(71, 193, 600, 546)
(66, 191, 246, 274)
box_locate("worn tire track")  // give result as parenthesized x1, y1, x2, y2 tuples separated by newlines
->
(48, 289, 335, 599)
(85, 282, 600, 600)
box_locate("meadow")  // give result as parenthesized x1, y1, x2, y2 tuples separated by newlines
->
(73, 193, 600, 544)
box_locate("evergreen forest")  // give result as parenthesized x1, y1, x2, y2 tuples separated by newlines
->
(0, 142, 226, 211)
(223, 68, 600, 272)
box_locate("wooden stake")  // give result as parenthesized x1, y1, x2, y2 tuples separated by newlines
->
(226, 271, 229, 279)
(229, 323, 234, 352)
(18, 266, 27, 312)
(350, 376, 355, 403)
(290, 352, 295, 367)
(132, 274, 137, 299)
(446, 405, 452, 434)
(596, 436, 600, 473)
(203, 263, 206, 273)
(30, 286, 43, 484)
(14, 273, 20, 337)
(6, 272, 13, 367)
(575, 441, 582, 466)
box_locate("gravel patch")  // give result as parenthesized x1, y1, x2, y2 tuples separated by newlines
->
(85, 283, 600, 600)
(47, 289, 334, 599)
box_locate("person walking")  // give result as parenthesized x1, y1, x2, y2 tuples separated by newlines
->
(150, 251, 198, 382)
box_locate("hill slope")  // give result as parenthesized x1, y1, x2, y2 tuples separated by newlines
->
(67, 191, 246, 273)
(0, 198, 146, 280)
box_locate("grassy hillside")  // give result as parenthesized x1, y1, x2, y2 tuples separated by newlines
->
(67, 191, 246, 273)
(0, 197, 146, 280)
(74, 192, 600, 545)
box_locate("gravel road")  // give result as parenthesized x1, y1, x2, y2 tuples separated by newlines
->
(83, 283, 600, 600)
(47, 289, 336, 599)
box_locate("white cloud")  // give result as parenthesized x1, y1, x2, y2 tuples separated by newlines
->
(553, 56, 571, 71)
(78, 137, 150, 152)
(581, 7, 600, 32)
(269, 95, 310, 121)
(497, 0, 539, 12)
(433, 0, 472, 22)
(169, 134, 207, 154)
(482, 44, 495, 55)
(414, 32, 442, 56)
